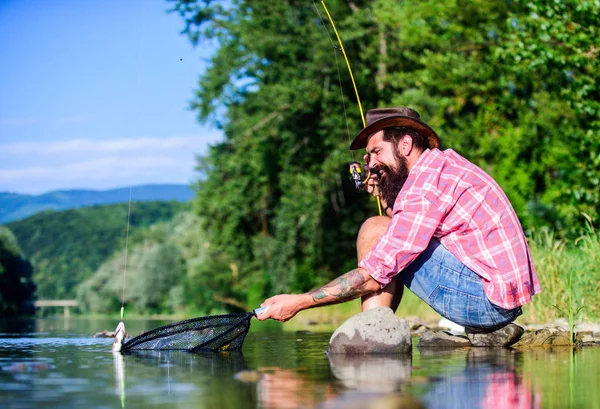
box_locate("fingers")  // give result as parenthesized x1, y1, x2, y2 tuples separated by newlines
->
(365, 173, 380, 196)
(256, 294, 300, 322)
(255, 300, 274, 321)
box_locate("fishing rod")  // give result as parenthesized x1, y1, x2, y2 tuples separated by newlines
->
(315, 1, 382, 216)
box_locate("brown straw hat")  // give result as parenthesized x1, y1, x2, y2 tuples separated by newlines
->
(350, 107, 440, 150)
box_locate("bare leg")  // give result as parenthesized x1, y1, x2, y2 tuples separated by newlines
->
(357, 216, 404, 312)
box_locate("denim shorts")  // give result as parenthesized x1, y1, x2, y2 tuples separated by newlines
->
(400, 240, 522, 331)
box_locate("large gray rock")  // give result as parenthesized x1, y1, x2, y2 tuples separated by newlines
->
(328, 307, 411, 354)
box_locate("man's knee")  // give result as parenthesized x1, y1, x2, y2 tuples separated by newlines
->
(357, 216, 390, 244)
(357, 216, 391, 260)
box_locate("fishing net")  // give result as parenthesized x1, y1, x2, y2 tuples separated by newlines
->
(121, 311, 256, 353)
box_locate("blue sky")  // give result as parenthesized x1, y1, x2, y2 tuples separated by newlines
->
(0, 0, 221, 194)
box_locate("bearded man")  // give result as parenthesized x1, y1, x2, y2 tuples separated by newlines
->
(258, 107, 541, 346)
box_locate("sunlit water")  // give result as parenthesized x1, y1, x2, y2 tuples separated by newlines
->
(1, 318, 599, 408)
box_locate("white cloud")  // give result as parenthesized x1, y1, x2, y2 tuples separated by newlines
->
(0, 133, 222, 194)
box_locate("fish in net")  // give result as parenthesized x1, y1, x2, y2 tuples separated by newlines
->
(116, 307, 268, 353)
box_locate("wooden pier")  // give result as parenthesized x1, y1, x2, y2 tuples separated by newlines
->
(34, 300, 78, 318)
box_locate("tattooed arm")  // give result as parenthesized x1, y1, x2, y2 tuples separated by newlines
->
(308, 268, 379, 305)
(256, 268, 380, 322)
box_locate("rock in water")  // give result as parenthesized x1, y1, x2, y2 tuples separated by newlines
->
(513, 328, 573, 348)
(467, 323, 524, 347)
(93, 330, 115, 338)
(418, 330, 471, 348)
(328, 307, 411, 355)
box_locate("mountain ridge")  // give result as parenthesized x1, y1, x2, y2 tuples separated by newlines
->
(0, 184, 194, 223)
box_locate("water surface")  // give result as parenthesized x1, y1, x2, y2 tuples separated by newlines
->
(1, 318, 598, 408)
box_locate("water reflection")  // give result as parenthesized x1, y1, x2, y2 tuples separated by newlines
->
(0, 317, 37, 336)
(1, 319, 599, 409)
(110, 342, 574, 409)
(256, 367, 336, 409)
(320, 348, 542, 409)
(112, 349, 253, 408)
(323, 354, 423, 409)
(328, 353, 411, 392)
(416, 348, 540, 409)
(112, 352, 125, 408)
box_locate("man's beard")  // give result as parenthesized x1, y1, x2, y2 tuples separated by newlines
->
(378, 154, 410, 209)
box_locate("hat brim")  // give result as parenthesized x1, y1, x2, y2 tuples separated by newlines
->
(350, 116, 440, 150)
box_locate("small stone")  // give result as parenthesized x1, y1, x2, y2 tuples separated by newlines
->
(418, 330, 471, 348)
(93, 330, 115, 338)
(467, 324, 524, 347)
(580, 333, 597, 345)
(328, 307, 411, 355)
(574, 322, 600, 333)
(514, 328, 572, 348)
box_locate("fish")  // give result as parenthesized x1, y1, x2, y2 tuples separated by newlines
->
(112, 321, 126, 352)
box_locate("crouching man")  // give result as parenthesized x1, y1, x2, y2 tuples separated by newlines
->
(257, 107, 541, 347)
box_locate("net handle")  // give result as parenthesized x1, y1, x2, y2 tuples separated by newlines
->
(253, 306, 269, 316)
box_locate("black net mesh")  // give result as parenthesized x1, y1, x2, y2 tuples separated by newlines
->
(121, 312, 255, 352)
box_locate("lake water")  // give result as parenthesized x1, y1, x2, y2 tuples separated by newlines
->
(1, 318, 599, 408)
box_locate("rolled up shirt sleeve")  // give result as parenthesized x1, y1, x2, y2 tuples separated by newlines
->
(359, 191, 444, 287)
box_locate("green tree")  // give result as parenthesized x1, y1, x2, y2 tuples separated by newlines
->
(0, 227, 36, 316)
(497, 0, 600, 230)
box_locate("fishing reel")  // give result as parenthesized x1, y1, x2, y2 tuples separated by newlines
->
(349, 161, 384, 215)
(349, 161, 373, 191)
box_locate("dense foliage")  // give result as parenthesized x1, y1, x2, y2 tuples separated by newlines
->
(78, 211, 249, 315)
(7, 201, 188, 300)
(170, 0, 599, 306)
(0, 227, 36, 316)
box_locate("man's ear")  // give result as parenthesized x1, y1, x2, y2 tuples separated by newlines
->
(398, 134, 413, 156)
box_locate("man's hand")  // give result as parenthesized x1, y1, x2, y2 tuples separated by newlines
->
(363, 154, 381, 197)
(255, 293, 311, 322)
(257, 268, 380, 322)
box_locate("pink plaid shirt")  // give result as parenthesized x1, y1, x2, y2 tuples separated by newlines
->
(359, 148, 540, 309)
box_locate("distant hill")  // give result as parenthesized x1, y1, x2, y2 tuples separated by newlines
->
(0, 184, 194, 224)
(7, 201, 189, 300)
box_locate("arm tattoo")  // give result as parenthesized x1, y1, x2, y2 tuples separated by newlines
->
(308, 268, 372, 305)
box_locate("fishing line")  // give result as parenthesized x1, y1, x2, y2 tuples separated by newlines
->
(313, 1, 382, 215)
(319, 1, 366, 128)
(120, 187, 132, 321)
(311, 0, 354, 161)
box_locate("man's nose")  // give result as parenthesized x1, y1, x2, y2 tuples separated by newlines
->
(368, 157, 381, 169)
